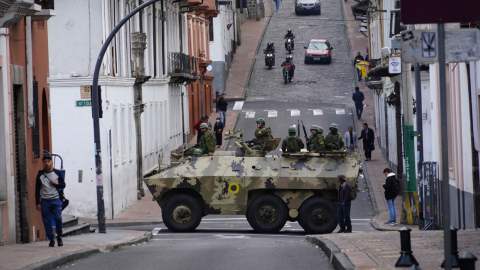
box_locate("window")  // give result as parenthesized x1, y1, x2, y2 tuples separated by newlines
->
(307, 42, 329, 50)
(121, 103, 126, 163)
(209, 18, 214, 41)
(113, 104, 119, 166)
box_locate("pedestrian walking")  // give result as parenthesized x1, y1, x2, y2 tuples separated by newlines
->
(336, 175, 352, 233)
(35, 152, 65, 247)
(194, 117, 206, 143)
(214, 117, 224, 148)
(354, 51, 365, 81)
(343, 126, 358, 156)
(358, 123, 375, 161)
(217, 94, 228, 126)
(383, 168, 399, 226)
(274, 0, 282, 11)
(352, 86, 365, 119)
(205, 115, 212, 130)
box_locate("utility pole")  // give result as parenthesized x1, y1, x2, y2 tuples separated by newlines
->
(255, 0, 260, 21)
(91, 0, 162, 233)
(414, 63, 425, 229)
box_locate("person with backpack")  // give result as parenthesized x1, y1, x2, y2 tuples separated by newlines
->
(336, 174, 353, 233)
(383, 168, 399, 226)
(281, 126, 304, 153)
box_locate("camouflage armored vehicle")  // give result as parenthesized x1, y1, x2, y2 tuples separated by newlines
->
(144, 130, 361, 234)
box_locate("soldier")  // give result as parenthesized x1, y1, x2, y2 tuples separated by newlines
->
(325, 123, 345, 150)
(281, 126, 304, 153)
(306, 125, 325, 153)
(172, 123, 215, 158)
(252, 118, 272, 150)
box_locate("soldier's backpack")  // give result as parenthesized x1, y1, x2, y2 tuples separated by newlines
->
(286, 136, 301, 152)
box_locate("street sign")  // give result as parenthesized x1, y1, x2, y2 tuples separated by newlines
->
(401, 29, 480, 63)
(388, 57, 402, 74)
(401, 0, 480, 24)
(76, 100, 92, 107)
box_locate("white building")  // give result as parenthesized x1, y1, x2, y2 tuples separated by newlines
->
(210, 2, 236, 94)
(366, 0, 480, 228)
(48, 0, 189, 219)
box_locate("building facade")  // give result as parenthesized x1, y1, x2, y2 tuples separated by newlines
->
(48, 0, 189, 220)
(0, 0, 55, 245)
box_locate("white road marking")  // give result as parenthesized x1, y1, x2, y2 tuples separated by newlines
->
(290, 110, 300, 116)
(313, 110, 323, 115)
(233, 101, 244, 110)
(245, 111, 256, 118)
(214, 235, 251, 239)
(152, 228, 162, 235)
(265, 110, 277, 117)
(351, 219, 371, 221)
(336, 109, 346, 114)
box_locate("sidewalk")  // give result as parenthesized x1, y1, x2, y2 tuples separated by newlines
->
(308, 230, 480, 270)
(0, 230, 151, 270)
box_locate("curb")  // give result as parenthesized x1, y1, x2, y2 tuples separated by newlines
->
(305, 235, 354, 270)
(89, 221, 163, 227)
(105, 231, 153, 252)
(21, 248, 100, 270)
(243, 0, 275, 98)
(21, 232, 153, 270)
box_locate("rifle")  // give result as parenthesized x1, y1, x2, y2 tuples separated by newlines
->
(183, 144, 199, 154)
(297, 120, 300, 137)
(301, 120, 308, 142)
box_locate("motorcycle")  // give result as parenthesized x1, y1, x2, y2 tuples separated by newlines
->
(265, 53, 274, 69)
(282, 63, 293, 84)
(285, 37, 294, 54)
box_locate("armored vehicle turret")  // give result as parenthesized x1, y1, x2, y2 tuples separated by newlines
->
(143, 130, 361, 234)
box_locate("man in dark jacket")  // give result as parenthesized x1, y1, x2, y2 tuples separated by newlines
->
(337, 175, 352, 233)
(354, 51, 364, 81)
(352, 87, 365, 119)
(35, 152, 66, 247)
(217, 94, 228, 126)
(383, 168, 398, 225)
(358, 123, 375, 160)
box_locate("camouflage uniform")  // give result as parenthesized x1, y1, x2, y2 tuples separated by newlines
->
(252, 127, 272, 150)
(307, 134, 325, 152)
(185, 130, 216, 156)
(281, 135, 304, 153)
(325, 133, 345, 150)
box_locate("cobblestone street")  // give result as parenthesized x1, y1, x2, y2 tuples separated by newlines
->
(247, 0, 356, 105)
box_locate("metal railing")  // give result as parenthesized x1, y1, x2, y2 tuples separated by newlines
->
(169, 52, 198, 75)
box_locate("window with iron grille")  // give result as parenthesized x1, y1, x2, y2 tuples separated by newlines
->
(209, 18, 214, 41)
(32, 81, 40, 159)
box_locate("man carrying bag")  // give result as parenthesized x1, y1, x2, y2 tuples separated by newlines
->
(35, 152, 66, 247)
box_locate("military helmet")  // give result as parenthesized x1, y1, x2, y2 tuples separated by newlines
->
(288, 126, 296, 133)
(330, 123, 338, 129)
(199, 123, 208, 129)
(256, 118, 265, 124)
(318, 126, 324, 133)
(310, 125, 318, 131)
(193, 149, 203, 156)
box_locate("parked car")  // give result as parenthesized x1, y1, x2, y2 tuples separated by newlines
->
(304, 39, 332, 64)
(295, 0, 321, 15)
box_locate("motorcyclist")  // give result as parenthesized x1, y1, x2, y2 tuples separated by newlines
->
(281, 55, 295, 79)
(284, 29, 295, 50)
(263, 41, 276, 65)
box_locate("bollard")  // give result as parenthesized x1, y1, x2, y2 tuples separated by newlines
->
(395, 227, 419, 267)
(441, 226, 459, 268)
(458, 252, 477, 270)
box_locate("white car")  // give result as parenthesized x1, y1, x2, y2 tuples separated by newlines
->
(295, 0, 321, 15)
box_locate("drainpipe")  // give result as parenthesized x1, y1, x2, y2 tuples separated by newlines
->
(26, 16, 34, 128)
(469, 62, 479, 152)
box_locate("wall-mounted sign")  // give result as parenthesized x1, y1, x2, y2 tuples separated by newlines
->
(76, 100, 92, 107)
(80, 86, 92, 99)
(388, 57, 402, 74)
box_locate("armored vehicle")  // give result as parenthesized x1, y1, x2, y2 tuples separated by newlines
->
(143, 130, 361, 234)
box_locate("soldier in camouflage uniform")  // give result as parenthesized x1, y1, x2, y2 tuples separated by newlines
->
(281, 126, 304, 153)
(172, 123, 216, 158)
(252, 118, 273, 150)
(306, 125, 325, 153)
(325, 123, 345, 150)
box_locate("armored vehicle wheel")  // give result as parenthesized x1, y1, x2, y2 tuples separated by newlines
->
(162, 194, 202, 232)
(298, 196, 337, 234)
(246, 194, 288, 233)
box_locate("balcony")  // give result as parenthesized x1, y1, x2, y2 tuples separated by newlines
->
(365, 58, 383, 90)
(0, 0, 34, 28)
(168, 52, 199, 84)
(32, 0, 55, 21)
